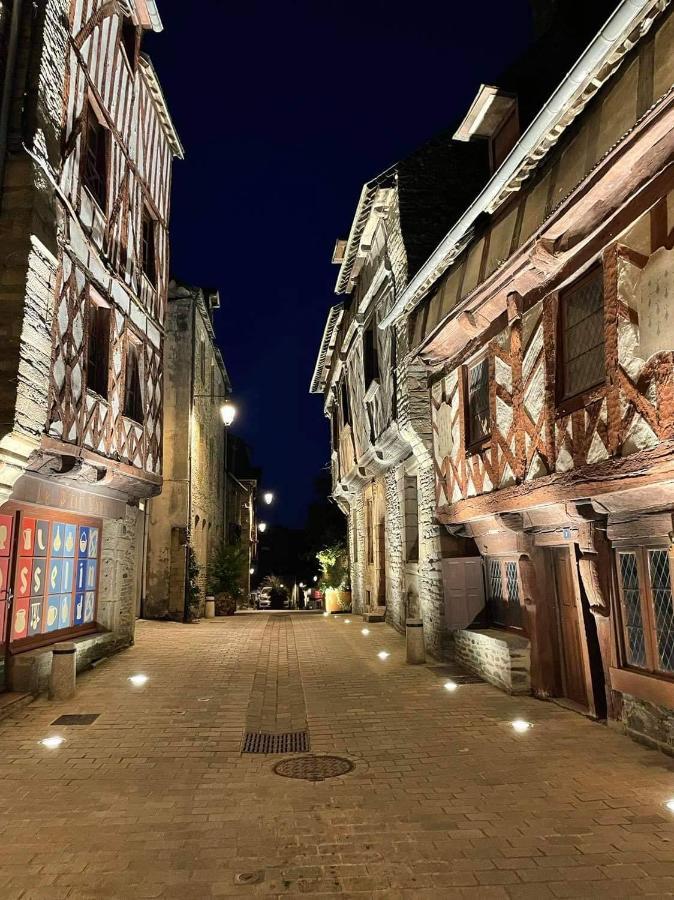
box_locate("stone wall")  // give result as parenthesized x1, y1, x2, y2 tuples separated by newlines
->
(384, 465, 405, 633)
(618, 693, 674, 756)
(454, 628, 531, 694)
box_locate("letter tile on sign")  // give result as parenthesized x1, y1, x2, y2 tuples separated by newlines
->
(0, 514, 13, 556)
(58, 594, 72, 629)
(74, 592, 85, 626)
(0, 558, 8, 597)
(16, 558, 31, 600)
(31, 558, 46, 597)
(85, 560, 97, 591)
(34, 521, 48, 557)
(88, 527, 99, 558)
(77, 526, 89, 557)
(48, 559, 64, 595)
(84, 591, 95, 623)
(20, 518, 35, 556)
(11, 596, 29, 640)
(76, 559, 87, 593)
(61, 558, 74, 593)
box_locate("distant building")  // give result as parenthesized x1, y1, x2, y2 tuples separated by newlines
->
(0, 1, 181, 694)
(144, 280, 230, 619)
(225, 435, 259, 603)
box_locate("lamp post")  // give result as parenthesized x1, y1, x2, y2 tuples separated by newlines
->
(263, 491, 274, 505)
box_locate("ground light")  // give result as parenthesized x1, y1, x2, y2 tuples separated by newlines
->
(361, 628, 370, 636)
(377, 651, 390, 660)
(444, 680, 458, 692)
(40, 736, 65, 749)
(344, 618, 350, 624)
(666, 799, 674, 813)
(511, 719, 532, 733)
(128, 674, 148, 687)
(323, 611, 329, 617)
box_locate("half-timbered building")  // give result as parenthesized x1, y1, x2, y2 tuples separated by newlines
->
(382, 0, 674, 751)
(311, 136, 488, 656)
(0, 0, 181, 693)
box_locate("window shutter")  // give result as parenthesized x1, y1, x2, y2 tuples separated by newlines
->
(441, 557, 486, 630)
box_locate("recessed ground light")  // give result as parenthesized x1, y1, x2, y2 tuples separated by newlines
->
(377, 651, 390, 661)
(197, 698, 211, 702)
(444, 680, 458, 692)
(344, 618, 350, 624)
(666, 799, 674, 813)
(361, 628, 370, 636)
(128, 674, 148, 687)
(40, 736, 64, 749)
(323, 612, 329, 617)
(511, 719, 532, 733)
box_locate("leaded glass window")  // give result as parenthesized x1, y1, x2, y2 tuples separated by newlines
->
(648, 550, 674, 674)
(619, 552, 646, 668)
(486, 558, 523, 631)
(467, 358, 490, 445)
(560, 266, 605, 401)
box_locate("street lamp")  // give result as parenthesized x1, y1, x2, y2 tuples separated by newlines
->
(249, 567, 255, 575)
(263, 491, 274, 505)
(258, 522, 267, 533)
(220, 400, 237, 427)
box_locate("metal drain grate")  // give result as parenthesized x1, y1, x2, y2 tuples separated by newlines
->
(426, 665, 484, 684)
(273, 755, 353, 781)
(242, 731, 309, 754)
(51, 714, 100, 726)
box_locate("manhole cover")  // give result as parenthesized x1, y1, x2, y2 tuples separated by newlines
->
(273, 755, 353, 781)
(51, 714, 99, 726)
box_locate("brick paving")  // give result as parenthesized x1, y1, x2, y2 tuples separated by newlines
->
(0, 612, 673, 899)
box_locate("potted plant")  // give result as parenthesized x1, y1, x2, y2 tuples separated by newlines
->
(208, 544, 247, 616)
(317, 541, 351, 613)
(260, 575, 289, 609)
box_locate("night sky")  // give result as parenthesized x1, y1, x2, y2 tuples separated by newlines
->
(146, 1, 533, 527)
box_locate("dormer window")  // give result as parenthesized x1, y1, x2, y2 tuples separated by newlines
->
(82, 102, 108, 210)
(453, 85, 519, 173)
(121, 16, 138, 71)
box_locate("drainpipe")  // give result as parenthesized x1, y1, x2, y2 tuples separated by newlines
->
(183, 298, 196, 622)
(0, 0, 23, 212)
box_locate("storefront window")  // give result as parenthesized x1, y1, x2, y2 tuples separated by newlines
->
(9, 509, 102, 644)
(486, 557, 523, 630)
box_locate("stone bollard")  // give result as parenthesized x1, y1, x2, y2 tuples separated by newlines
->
(406, 618, 426, 665)
(49, 642, 77, 701)
(205, 596, 215, 619)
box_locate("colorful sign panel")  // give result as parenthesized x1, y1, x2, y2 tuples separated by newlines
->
(8, 510, 101, 644)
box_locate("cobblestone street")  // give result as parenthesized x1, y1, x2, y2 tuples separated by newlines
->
(1, 613, 674, 899)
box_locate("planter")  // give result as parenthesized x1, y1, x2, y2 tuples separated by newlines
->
(325, 588, 351, 614)
(214, 592, 237, 616)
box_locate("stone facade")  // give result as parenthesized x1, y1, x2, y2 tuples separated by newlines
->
(145, 281, 229, 620)
(454, 628, 531, 695)
(0, 0, 180, 691)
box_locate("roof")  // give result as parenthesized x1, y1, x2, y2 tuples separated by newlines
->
(138, 54, 184, 159)
(380, 0, 666, 328)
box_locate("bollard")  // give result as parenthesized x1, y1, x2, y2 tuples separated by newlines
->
(49, 642, 76, 700)
(406, 618, 425, 665)
(205, 596, 215, 619)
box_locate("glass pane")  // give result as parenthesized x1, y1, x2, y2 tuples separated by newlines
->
(648, 550, 674, 674)
(488, 559, 503, 602)
(505, 561, 523, 628)
(564, 344, 604, 399)
(562, 268, 605, 398)
(565, 270, 603, 327)
(619, 553, 646, 668)
(468, 359, 489, 442)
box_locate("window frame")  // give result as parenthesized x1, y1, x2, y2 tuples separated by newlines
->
(120, 15, 138, 73)
(556, 264, 606, 412)
(362, 321, 380, 389)
(615, 545, 674, 680)
(123, 332, 144, 424)
(140, 206, 158, 287)
(485, 556, 525, 633)
(81, 100, 109, 212)
(85, 292, 111, 400)
(463, 353, 491, 451)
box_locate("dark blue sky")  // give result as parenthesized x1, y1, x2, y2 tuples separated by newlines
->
(146, 0, 533, 527)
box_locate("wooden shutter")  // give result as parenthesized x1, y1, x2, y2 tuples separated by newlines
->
(441, 557, 486, 630)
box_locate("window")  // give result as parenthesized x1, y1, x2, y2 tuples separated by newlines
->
(366, 500, 374, 564)
(200, 339, 206, 384)
(331, 407, 339, 451)
(121, 16, 137, 71)
(340, 381, 351, 427)
(617, 548, 674, 675)
(123, 338, 144, 423)
(210, 361, 215, 399)
(363, 323, 380, 387)
(486, 558, 523, 630)
(82, 103, 108, 210)
(86, 302, 110, 399)
(559, 266, 605, 401)
(466, 357, 490, 446)
(141, 209, 157, 286)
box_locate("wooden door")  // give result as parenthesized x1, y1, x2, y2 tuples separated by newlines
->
(0, 512, 16, 692)
(551, 548, 588, 709)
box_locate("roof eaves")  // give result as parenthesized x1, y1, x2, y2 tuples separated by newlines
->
(310, 303, 344, 394)
(138, 54, 184, 159)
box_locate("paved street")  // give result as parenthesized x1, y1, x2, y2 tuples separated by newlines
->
(1, 613, 674, 899)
